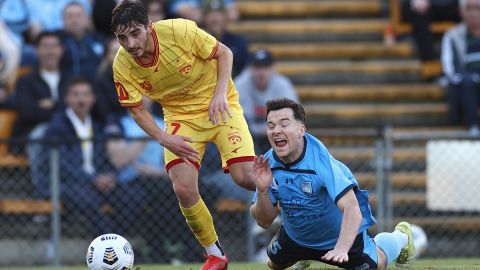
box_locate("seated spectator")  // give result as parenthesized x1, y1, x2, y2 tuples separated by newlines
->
(59, 2, 105, 80)
(11, 32, 69, 155)
(0, 1, 31, 67)
(235, 49, 299, 153)
(169, 0, 238, 23)
(93, 0, 118, 37)
(46, 77, 146, 235)
(146, 0, 168, 22)
(26, 0, 92, 39)
(201, 0, 249, 78)
(0, 21, 21, 88)
(95, 38, 126, 119)
(401, 0, 460, 73)
(441, 0, 480, 135)
(0, 82, 14, 109)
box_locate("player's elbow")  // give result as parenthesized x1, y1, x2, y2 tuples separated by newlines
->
(256, 219, 273, 229)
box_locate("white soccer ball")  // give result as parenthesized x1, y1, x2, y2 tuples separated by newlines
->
(411, 224, 428, 257)
(86, 234, 134, 270)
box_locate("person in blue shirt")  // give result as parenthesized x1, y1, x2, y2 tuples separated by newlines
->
(250, 98, 416, 270)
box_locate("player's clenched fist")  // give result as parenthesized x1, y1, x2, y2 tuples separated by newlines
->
(159, 134, 200, 164)
(253, 155, 272, 192)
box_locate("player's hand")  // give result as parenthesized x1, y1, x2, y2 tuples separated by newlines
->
(321, 249, 349, 265)
(94, 173, 117, 193)
(160, 134, 200, 164)
(253, 155, 273, 192)
(208, 93, 232, 125)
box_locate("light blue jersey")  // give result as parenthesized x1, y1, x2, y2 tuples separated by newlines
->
(253, 133, 376, 250)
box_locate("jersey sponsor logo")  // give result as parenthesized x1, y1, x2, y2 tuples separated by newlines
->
(231, 146, 243, 153)
(227, 130, 242, 145)
(140, 80, 153, 91)
(115, 82, 129, 100)
(176, 61, 192, 75)
(163, 72, 205, 99)
(301, 180, 313, 197)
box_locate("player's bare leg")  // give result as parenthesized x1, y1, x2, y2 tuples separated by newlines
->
(168, 162, 228, 270)
(229, 161, 256, 190)
(376, 247, 387, 270)
(169, 162, 200, 207)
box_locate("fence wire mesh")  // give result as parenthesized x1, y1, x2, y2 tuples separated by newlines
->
(0, 128, 479, 266)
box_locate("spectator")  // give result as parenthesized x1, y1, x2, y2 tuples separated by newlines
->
(201, 0, 249, 78)
(11, 32, 69, 155)
(146, 0, 167, 22)
(235, 49, 299, 153)
(59, 2, 105, 80)
(95, 38, 126, 118)
(0, 82, 14, 109)
(26, 0, 92, 38)
(0, 21, 21, 86)
(0, 0, 34, 66)
(401, 0, 460, 74)
(93, 0, 118, 37)
(46, 77, 145, 235)
(169, 0, 238, 23)
(441, 0, 480, 135)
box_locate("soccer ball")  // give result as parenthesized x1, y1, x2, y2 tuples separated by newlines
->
(411, 224, 428, 257)
(86, 234, 134, 270)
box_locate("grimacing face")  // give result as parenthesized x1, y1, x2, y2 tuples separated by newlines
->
(266, 108, 306, 163)
(114, 22, 150, 58)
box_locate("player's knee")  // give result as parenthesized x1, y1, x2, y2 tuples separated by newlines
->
(172, 182, 198, 205)
(231, 169, 255, 191)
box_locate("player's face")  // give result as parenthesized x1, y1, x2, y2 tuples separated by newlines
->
(114, 22, 149, 58)
(266, 108, 306, 163)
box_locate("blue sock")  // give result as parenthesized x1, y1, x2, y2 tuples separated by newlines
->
(374, 232, 404, 265)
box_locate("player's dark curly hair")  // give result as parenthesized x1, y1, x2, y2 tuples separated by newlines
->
(266, 98, 305, 124)
(111, 0, 149, 33)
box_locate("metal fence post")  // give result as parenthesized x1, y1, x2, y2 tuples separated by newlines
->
(383, 126, 394, 230)
(375, 127, 385, 233)
(49, 147, 61, 267)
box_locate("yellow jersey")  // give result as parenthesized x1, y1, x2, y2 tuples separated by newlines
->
(112, 19, 240, 120)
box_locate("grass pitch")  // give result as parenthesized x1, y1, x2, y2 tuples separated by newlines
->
(5, 258, 480, 270)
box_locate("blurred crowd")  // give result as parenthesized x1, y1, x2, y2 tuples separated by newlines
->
(0, 0, 298, 247)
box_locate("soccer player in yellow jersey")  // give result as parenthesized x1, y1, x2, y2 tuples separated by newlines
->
(111, 1, 255, 269)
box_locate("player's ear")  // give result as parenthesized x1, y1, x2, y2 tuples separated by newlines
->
(298, 123, 306, 137)
(147, 21, 153, 33)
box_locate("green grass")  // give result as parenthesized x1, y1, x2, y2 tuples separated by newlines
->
(5, 259, 480, 270)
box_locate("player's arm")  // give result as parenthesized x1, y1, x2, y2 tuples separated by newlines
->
(128, 104, 200, 162)
(322, 188, 362, 264)
(250, 155, 279, 228)
(208, 42, 234, 125)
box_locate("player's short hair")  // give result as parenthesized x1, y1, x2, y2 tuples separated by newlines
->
(111, 0, 149, 33)
(34, 31, 63, 47)
(266, 98, 305, 124)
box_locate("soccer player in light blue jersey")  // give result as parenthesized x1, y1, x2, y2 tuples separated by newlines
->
(250, 98, 416, 270)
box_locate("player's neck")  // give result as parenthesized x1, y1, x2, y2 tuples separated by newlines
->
(138, 31, 155, 63)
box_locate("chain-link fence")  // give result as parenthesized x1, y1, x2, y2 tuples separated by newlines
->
(1, 128, 479, 266)
(382, 127, 480, 258)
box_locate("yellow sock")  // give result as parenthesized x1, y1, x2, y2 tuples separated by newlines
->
(180, 198, 218, 247)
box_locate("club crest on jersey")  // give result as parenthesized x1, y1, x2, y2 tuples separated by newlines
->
(177, 61, 192, 75)
(140, 81, 153, 91)
(227, 130, 242, 145)
(301, 180, 313, 197)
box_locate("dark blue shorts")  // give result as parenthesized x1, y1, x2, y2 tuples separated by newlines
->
(267, 226, 378, 270)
